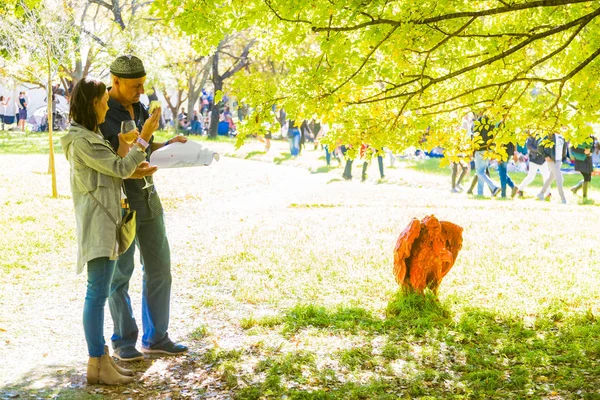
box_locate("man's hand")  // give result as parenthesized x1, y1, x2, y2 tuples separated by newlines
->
(168, 135, 188, 145)
(129, 161, 158, 179)
(140, 111, 161, 142)
(584, 148, 591, 155)
(545, 156, 552, 163)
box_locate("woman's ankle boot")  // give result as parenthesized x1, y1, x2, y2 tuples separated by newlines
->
(104, 345, 134, 376)
(87, 354, 135, 385)
(571, 180, 583, 194)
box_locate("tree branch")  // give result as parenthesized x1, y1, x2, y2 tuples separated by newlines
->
(311, 0, 595, 32)
(221, 39, 256, 81)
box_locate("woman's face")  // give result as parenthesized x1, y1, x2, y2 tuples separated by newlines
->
(94, 90, 110, 124)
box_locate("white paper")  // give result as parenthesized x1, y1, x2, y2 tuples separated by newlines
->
(149, 141, 219, 169)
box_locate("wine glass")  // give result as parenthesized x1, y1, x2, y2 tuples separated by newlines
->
(120, 120, 138, 144)
(122, 120, 153, 190)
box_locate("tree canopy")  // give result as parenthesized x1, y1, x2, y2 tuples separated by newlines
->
(155, 0, 600, 153)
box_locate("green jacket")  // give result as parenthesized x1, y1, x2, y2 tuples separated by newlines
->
(61, 123, 146, 274)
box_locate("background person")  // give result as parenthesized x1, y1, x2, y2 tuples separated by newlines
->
(570, 135, 595, 200)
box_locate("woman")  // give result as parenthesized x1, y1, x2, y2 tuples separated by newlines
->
(0, 95, 9, 131)
(570, 136, 595, 200)
(61, 77, 155, 385)
(537, 132, 568, 204)
(17, 91, 27, 131)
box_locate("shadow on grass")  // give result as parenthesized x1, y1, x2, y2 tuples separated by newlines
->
(236, 292, 600, 398)
(274, 152, 293, 165)
(310, 165, 338, 174)
(245, 150, 266, 159)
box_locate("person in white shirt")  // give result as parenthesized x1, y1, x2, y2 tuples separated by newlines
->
(537, 132, 567, 204)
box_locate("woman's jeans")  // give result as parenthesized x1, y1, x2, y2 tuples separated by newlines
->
(539, 160, 566, 201)
(518, 161, 549, 193)
(497, 162, 515, 197)
(474, 151, 498, 195)
(84, 257, 116, 357)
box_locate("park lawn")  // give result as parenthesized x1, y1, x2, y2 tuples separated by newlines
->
(0, 130, 236, 155)
(1, 139, 600, 399)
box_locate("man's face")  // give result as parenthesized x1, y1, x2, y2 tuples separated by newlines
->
(115, 76, 146, 104)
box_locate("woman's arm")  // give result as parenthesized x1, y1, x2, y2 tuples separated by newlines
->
(73, 138, 146, 178)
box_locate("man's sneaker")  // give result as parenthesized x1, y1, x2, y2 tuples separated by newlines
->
(491, 187, 500, 197)
(113, 346, 145, 362)
(142, 340, 188, 356)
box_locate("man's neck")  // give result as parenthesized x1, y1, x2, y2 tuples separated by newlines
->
(108, 88, 133, 109)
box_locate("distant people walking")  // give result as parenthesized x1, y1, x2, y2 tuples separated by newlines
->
(537, 132, 568, 204)
(514, 134, 550, 198)
(17, 92, 28, 131)
(570, 136, 595, 200)
(359, 145, 384, 181)
(62, 77, 150, 385)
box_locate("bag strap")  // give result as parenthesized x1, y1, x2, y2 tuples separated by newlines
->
(70, 145, 119, 227)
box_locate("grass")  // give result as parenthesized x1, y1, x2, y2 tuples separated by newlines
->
(2, 139, 600, 398)
(0, 130, 65, 154)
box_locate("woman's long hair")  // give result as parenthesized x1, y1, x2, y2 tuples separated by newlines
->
(69, 77, 106, 133)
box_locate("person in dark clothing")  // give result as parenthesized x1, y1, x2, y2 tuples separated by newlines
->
(570, 136, 595, 199)
(99, 55, 188, 362)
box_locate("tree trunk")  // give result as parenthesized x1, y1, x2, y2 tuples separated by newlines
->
(187, 76, 200, 126)
(46, 48, 57, 198)
(209, 53, 222, 138)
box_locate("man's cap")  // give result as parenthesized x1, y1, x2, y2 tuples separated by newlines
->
(110, 55, 146, 79)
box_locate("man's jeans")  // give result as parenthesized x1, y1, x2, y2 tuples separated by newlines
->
(84, 257, 116, 357)
(289, 129, 301, 156)
(474, 151, 498, 196)
(497, 162, 515, 197)
(109, 213, 172, 350)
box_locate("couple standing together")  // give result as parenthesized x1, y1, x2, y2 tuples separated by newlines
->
(61, 55, 188, 385)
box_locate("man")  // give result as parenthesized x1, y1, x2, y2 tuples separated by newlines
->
(99, 55, 188, 361)
(472, 114, 500, 197)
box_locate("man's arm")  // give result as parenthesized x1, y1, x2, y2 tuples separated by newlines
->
(150, 135, 188, 151)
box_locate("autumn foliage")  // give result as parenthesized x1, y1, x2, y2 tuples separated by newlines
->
(393, 215, 463, 294)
